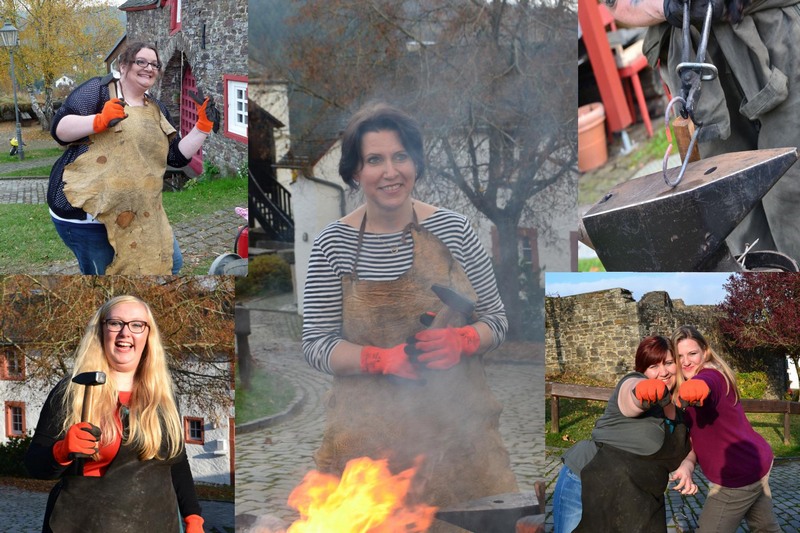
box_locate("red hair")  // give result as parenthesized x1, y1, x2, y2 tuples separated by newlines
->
(634, 336, 673, 373)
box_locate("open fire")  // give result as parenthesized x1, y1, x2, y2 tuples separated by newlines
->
(286, 456, 438, 532)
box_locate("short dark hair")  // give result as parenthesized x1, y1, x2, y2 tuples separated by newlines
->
(118, 42, 161, 71)
(338, 101, 426, 189)
(634, 335, 673, 373)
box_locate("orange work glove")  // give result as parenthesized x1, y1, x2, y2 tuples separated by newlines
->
(360, 344, 420, 380)
(412, 326, 481, 370)
(194, 97, 214, 134)
(184, 514, 205, 533)
(52, 422, 101, 464)
(677, 379, 711, 408)
(92, 98, 127, 133)
(633, 378, 670, 407)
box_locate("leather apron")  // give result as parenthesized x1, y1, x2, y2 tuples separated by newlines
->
(314, 217, 518, 525)
(574, 419, 690, 532)
(45, 412, 182, 532)
(62, 82, 175, 275)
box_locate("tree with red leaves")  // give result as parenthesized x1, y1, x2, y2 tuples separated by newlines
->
(718, 273, 800, 392)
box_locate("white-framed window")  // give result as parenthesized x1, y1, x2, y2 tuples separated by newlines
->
(224, 75, 248, 142)
(5, 402, 25, 437)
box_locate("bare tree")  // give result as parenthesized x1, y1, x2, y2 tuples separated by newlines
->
(255, 0, 577, 338)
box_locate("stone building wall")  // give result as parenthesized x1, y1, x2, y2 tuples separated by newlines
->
(546, 288, 787, 397)
(124, 0, 248, 174)
(545, 288, 641, 382)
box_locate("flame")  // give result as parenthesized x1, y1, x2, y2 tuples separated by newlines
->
(287, 456, 438, 532)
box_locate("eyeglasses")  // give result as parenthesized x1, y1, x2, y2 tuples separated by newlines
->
(103, 319, 149, 334)
(133, 58, 162, 71)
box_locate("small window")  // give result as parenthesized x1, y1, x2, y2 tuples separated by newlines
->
(224, 75, 248, 142)
(5, 402, 25, 437)
(170, 0, 182, 34)
(2, 348, 25, 380)
(185, 417, 204, 445)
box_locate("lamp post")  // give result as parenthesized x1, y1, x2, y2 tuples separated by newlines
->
(0, 21, 24, 160)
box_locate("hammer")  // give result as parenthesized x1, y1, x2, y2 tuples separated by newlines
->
(70, 371, 105, 472)
(428, 283, 476, 329)
(72, 371, 107, 425)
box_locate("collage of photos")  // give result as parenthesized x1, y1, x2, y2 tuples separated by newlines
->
(0, 0, 798, 532)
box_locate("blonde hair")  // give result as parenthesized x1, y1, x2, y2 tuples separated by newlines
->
(61, 295, 183, 460)
(672, 325, 739, 404)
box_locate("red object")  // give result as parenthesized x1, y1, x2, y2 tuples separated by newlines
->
(678, 379, 711, 407)
(360, 344, 420, 380)
(194, 97, 214, 134)
(236, 226, 248, 258)
(52, 422, 101, 464)
(93, 98, 127, 133)
(634, 378, 669, 404)
(184, 514, 205, 533)
(579, 0, 633, 133)
(618, 54, 654, 137)
(414, 326, 481, 370)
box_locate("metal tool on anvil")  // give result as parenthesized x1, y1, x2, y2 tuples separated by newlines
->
(435, 491, 540, 533)
(579, 147, 799, 271)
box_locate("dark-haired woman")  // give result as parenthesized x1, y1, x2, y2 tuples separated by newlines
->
(47, 42, 214, 275)
(552, 336, 693, 532)
(302, 101, 518, 518)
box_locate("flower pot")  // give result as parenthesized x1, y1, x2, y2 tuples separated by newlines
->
(578, 102, 608, 173)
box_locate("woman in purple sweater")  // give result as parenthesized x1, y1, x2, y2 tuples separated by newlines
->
(672, 325, 781, 532)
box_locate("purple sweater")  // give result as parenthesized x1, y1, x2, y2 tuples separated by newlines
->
(683, 368, 773, 487)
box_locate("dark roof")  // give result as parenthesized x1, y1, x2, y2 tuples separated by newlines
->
(118, 0, 158, 10)
(104, 34, 127, 63)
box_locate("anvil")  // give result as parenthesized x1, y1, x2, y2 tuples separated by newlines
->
(580, 148, 799, 271)
(435, 491, 539, 532)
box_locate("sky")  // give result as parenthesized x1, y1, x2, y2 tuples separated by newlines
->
(545, 272, 734, 306)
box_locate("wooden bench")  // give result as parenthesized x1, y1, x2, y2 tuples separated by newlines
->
(547, 381, 800, 444)
(19, 111, 35, 127)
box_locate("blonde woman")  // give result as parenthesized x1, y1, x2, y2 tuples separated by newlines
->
(25, 296, 204, 533)
(672, 325, 780, 533)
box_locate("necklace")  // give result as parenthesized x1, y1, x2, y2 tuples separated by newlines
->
(376, 232, 402, 254)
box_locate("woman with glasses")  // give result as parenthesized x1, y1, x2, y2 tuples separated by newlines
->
(47, 42, 215, 275)
(25, 295, 205, 532)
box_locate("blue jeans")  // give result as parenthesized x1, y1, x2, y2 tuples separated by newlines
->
(553, 463, 583, 533)
(52, 217, 182, 275)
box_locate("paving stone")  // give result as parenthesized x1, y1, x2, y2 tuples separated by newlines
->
(234, 297, 546, 528)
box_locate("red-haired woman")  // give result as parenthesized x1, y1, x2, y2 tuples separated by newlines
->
(552, 335, 693, 532)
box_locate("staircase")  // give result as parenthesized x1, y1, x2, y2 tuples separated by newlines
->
(248, 168, 295, 248)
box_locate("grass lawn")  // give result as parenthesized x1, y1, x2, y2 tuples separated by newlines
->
(0, 176, 246, 272)
(545, 394, 800, 458)
(162, 176, 245, 224)
(0, 164, 53, 177)
(235, 363, 296, 425)
(578, 257, 605, 272)
(0, 147, 62, 165)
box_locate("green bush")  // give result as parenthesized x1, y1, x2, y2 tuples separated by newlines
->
(737, 371, 768, 399)
(0, 434, 33, 477)
(236, 254, 292, 297)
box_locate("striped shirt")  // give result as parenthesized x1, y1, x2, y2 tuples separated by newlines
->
(302, 208, 508, 373)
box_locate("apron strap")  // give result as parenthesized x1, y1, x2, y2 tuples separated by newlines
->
(351, 206, 421, 279)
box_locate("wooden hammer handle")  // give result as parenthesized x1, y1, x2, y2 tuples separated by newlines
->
(671, 116, 701, 164)
(81, 386, 95, 424)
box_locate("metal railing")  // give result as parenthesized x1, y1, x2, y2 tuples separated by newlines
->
(248, 169, 294, 243)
